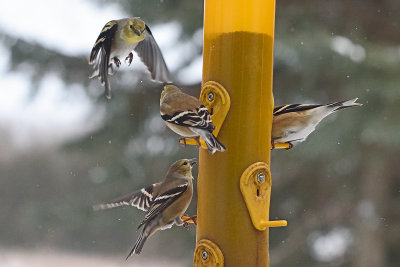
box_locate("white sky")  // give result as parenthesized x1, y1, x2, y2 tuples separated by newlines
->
(0, 0, 202, 149)
(0, 0, 125, 56)
(309, 227, 353, 262)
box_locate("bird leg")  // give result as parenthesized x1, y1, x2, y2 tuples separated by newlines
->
(194, 136, 201, 147)
(179, 137, 187, 147)
(271, 142, 275, 150)
(125, 52, 134, 66)
(113, 57, 121, 68)
(178, 137, 201, 147)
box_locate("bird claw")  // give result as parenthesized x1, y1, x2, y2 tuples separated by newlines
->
(271, 142, 275, 150)
(125, 53, 133, 66)
(190, 216, 197, 225)
(182, 215, 197, 226)
(113, 57, 121, 68)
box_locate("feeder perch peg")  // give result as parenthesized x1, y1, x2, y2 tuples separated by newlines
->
(179, 81, 230, 149)
(240, 162, 287, 231)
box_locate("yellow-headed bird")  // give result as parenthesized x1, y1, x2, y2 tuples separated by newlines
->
(89, 18, 171, 99)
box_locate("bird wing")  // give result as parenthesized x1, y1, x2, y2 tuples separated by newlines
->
(137, 183, 188, 229)
(134, 25, 172, 83)
(161, 105, 215, 132)
(89, 21, 118, 99)
(89, 21, 118, 65)
(273, 104, 323, 116)
(93, 183, 158, 212)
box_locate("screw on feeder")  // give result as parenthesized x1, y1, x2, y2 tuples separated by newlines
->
(207, 92, 214, 102)
(202, 250, 208, 260)
(257, 172, 265, 183)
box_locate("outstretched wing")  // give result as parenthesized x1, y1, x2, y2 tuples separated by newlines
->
(134, 25, 172, 83)
(273, 104, 322, 116)
(93, 184, 157, 212)
(161, 105, 215, 132)
(137, 183, 188, 229)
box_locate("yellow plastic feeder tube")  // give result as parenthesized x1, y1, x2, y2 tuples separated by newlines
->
(195, 0, 278, 267)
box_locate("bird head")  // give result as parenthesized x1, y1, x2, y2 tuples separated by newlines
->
(122, 18, 146, 44)
(168, 158, 197, 179)
(160, 84, 181, 104)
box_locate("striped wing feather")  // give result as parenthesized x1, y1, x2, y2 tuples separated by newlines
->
(161, 105, 215, 132)
(93, 184, 156, 212)
(89, 21, 118, 65)
(137, 183, 188, 229)
(274, 104, 323, 116)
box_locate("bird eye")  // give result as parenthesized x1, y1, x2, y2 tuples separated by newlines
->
(129, 25, 133, 29)
(183, 162, 188, 166)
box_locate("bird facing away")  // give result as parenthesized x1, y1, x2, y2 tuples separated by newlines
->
(93, 158, 196, 259)
(89, 17, 171, 99)
(272, 98, 362, 148)
(160, 84, 226, 154)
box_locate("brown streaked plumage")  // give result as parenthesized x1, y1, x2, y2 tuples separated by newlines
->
(160, 84, 226, 154)
(93, 158, 196, 259)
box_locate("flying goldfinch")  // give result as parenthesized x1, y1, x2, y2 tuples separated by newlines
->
(89, 18, 171, 99)
(272, 98, 362, 149)
(93, 158, 196, 259)
(160, 84, 226, 154)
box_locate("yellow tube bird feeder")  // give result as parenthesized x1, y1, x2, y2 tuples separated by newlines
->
(194, 0, 286, 266)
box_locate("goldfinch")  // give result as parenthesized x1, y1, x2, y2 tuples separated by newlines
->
(160, 84, 226, 154)
(93, 158, 196, 259)
(89, 18, 171, 99)
(272, 98, 362, 148)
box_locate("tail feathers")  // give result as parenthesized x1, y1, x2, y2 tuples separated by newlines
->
(89, 68, 99, 80)
(328, 97, 362, 111)
(89, 49, 112, 99)
(126, 232, 148, 259)
(89, 64, 114, 80)
(99, 49, 111, 99)
(201, 131, 226, 154)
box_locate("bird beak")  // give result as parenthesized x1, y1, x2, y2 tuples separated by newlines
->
(189, 158, 197, 166)
(135, 29, 142, 36)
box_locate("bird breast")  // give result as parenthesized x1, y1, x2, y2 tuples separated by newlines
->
(110, 37, 138, 59)
(165, 122, 198, 137)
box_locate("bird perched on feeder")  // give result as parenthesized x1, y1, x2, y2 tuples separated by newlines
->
(93, 158, 196, 259)
(160, 84, 226, 154)
(89, 17, 171, 99)
(272, 98, 362, 149)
